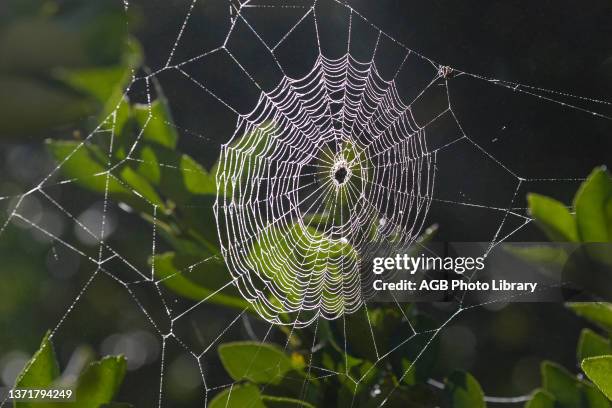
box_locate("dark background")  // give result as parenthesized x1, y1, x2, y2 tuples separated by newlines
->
(1, 0, 611, 406)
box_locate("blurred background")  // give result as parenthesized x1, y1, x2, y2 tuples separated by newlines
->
(1, 0, 611, 406)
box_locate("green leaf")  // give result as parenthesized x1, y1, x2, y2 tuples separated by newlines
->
(15, 331, 59, 391)
(211, 121, 274, 176)
(340, 354, 377, 385)
(389, 313, 439, 385)
(582, 355, 612, 401)
(218, 342, 296, 385)
(46, 140, 164, 211)
(136, 145, 216, 201)
(118, 166, 165, 208)
(0, 76, 96, 138)
(525, 389, 555, 408)
(209, 384, 266, 408)
(46, 140, 119, 192)
(14, 333, 128, 408)
(180, 155, 216, 195)
(528, 193, 577, 241)
(583, 381, 611, 408)
(261, 395, 316, 408)
(153, 252, 250, 310)
(112, 97, 132, 140)
(444, 371, 485, 408)
(0, 4, 140, 139)
(567, 303, 612, 332)
(574, 167, 612, 242)
(541, 362, 582, 408)
(59, 65, 131, 106)
(504, 244, 569, 266)
(74, 356, 127, 407)
(577, 329, 612, 361)
(246, 223, 357, 322)
(400, 358, 418, 386)
(337, 356, 381, 407)
(133, 99, 178, 149)
(136, 146, 161, 184)
(345, 306, 401, 363)
(213, 121, 277, 200)
(57, 39, 142, 121)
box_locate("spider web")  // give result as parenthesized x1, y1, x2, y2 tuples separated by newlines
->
(1, 0, 611, 406)
(215, 53, 436, 327)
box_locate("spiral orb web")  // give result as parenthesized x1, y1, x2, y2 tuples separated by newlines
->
(214, 54, 439, 327)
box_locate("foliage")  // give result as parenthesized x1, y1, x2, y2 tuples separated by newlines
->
(13, 332, 129, 408)
(0, 0, 139, 138)
(444, 371, 485, 408)
(524, 168, 612, 408)
(582, 356, 612, 401)
(528, 167, 612, 244)
(26, 5, 611, 402)
(42, 71, 488, 404)
(518, 167, 612, 267)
